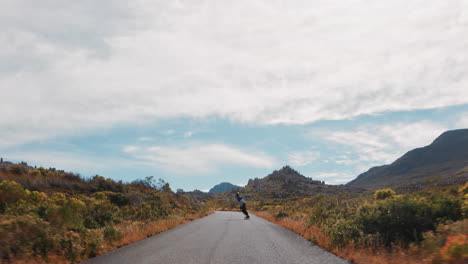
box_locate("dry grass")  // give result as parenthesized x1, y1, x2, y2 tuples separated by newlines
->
(252, 211, 443, 264)
(116, 217, 189, 247)
(5, 212, 212, 264)
(253, 211, 329, 246)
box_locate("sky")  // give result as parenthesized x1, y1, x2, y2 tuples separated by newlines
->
(1, 0, 468, 191)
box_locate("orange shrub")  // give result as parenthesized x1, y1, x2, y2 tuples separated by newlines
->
(440, 234, 468, 263)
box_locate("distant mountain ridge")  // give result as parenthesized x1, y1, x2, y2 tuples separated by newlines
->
(347, 129, 468, 190)
(235, 166, 363, 200)
(209, 182, 240, 194)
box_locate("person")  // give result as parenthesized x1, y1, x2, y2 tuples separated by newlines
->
(235, 192, 250, 219)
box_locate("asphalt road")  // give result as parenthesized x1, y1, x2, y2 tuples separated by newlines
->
(82, 211, 349, 264)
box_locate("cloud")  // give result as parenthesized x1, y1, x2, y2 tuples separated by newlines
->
(288, 150, 320, 166)
(4, 150, 113, 176)
(137, 137, 153, 142)
(235, 182, 247, 187)
(1, 0, 468, 148)
(123, 143, 277, 174)
(318, 121, 447, 165)
(333, 155, 358, 165)
(456, 112, 468, 128)
(310, 172, 355, 185)
(184, 131, 193, 138)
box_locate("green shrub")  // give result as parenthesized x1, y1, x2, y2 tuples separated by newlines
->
(0, 163, 204, 262)
(148, 192, 171, 218)
(8, 164, 29, 175)
(430, 195, 463, 223)
(108, 192, 130, 206)
(88, 200, 118, 226)
(0, 180, 27, 213)
(61, 197, 86, 229)
(460, 182, 468, 195)
(94, 192, 107, 200)
(357, 196, 435, 246)
(27, 190, 48, 204)
(275, 212, 289, 218)
(60, 231, 84, 261)
(83, 217, 100, 229)
(310, 206, 331, 225)
(103, 226, 122, 242)
(0, 215, 55, 259)
(374, 188, 396, 200)
(327, 218, 361, 247)
(83, 229, 103, 257)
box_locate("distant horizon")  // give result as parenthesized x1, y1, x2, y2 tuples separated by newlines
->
(0, 157, 334, 191)
(2, 1, 468, 191)
(3, 127, 467, 192)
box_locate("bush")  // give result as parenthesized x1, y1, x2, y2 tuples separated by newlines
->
(327, 218, 361, 247)
(430, 195, 463, 223)
(88, 200, 118, 227)
(60, 231, 84, 261)
(439, 234, 468, 262)
(148, 192, 171, 218)
(0, 180, 27, 213)
(103, 226, 122, 243)
(0, 215, 55, 259)
(275, 212, 289, 218)
(83, 217, 100, 229)
(108, 192, 130, 206)
(82, 229, 103, 257)
(310, 206, 331, 225)
(374, 188, 396, 200)
(460, 183, 468, 218)
(0, 162, 204, 262)
(8, 164, 29, 175)
(357, 196, 435, 246)
(61, 197, 86, 229)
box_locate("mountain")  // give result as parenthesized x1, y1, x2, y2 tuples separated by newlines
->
(232, 166, 363, 200)
(347, 129, 468, 190)
(209, 182, 240, 194)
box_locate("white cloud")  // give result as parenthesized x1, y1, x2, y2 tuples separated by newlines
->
(123, 143, 277, 174)
(288, 150, 320, 166)
(456, 112, 468, 128)
(1, 0, 468, 148)
(333, 155, 358, 165)
(319, 121, 447, 165)
(235, 182, 247, 187)
(311, 172, 355, 185)
(184, 131, 193, 138)
(137, 137, 153, 142)
(4, 150, 115, 176)
(158, 130, 175, 136)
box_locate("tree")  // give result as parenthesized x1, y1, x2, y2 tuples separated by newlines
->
(144, 176, 172, 192)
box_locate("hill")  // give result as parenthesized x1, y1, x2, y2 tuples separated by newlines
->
(347, 128, 468, 190)
(209, 182, 240, 194)
(0, 160, 209, 262)
(228, 166, 364, 201)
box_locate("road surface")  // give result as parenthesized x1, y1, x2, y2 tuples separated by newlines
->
(83, 211, 348, 264)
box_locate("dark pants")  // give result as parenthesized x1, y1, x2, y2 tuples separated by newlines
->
(240, 204, 249, 217)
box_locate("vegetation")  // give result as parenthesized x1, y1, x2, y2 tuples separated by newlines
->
(249, 184, 468, 263)
(1, 158, 467, 264)
(0, 162, 210, 263)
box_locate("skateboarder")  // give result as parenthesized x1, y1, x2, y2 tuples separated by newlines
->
(235, 192, 250, 219)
